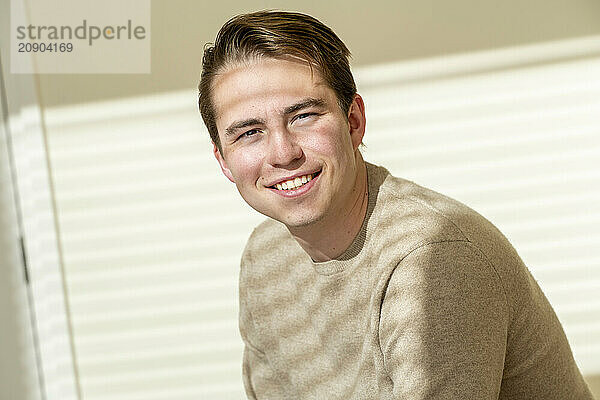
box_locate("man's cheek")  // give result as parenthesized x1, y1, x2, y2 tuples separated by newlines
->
(306, 134, 338, 154)
(232, 154, 262, 180)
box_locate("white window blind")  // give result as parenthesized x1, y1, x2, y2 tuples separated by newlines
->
(42, 35, 600, 400)
(1, 0, 80, 396)
(0, 70, 42, 400)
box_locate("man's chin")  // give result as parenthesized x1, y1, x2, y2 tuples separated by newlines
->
(246, 197, 327, 228)
(273, 211, 326, 230)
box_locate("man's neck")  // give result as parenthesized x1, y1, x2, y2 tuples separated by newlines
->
(289, 157, 369, 263)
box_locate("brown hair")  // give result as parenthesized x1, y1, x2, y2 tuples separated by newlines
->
(198, 10, 356, 152)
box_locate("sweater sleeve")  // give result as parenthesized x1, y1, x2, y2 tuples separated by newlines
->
(240, 294, 286, 399)
(379, 240, 509, 399)
(239, 248, 286, 400)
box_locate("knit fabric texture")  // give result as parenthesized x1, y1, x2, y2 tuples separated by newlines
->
(238, 162, 594, 399)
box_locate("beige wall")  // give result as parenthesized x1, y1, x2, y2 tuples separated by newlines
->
(37, 0, 600, 108)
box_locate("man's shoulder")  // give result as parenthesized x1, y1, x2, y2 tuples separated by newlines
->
(377, 169, 526, 288)
(240, 218, 300, 272)
(242, 217, 288, 254)
(376, 172, 479, 240)
(380, 171, 477, 221)
(374, 168, 511, 257)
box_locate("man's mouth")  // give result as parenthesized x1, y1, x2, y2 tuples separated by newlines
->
(270, 171, 321, 191)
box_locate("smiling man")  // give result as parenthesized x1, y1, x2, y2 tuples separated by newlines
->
(198, 11, 593, 400)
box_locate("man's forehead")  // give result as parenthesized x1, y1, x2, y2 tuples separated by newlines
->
(211, 57, 330, 120)
(214, 57, 325, 91)
(220, 54, 323, 80)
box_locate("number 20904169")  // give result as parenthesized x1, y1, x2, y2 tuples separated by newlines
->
(18, 42, 73, 52)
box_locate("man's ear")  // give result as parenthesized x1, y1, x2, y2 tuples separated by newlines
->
(347, 94, 366, 150)
(213, 142, 235, 183)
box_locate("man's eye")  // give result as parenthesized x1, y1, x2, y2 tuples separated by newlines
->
(239, 129, 260, 139)
(293, 112, 318, 123)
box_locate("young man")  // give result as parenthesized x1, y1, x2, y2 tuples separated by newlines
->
(198, 11, 594, 400)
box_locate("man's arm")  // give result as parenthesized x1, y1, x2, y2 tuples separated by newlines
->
(239, 266, 286, 399)
(379, 240, 509, 399)
(241, 340, 285, 399)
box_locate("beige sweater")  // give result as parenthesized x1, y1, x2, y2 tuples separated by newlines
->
(238, 163, 593, 399)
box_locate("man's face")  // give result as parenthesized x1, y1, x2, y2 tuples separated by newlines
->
(212, 57, 365, 228)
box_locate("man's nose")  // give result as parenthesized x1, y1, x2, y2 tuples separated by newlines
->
(267, 128, 303, 167)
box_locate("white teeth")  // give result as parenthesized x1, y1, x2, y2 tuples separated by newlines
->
(273, 173, 315, 191)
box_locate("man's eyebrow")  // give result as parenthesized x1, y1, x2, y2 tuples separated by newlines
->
(283, 98, 326, 116)
(225, 118, 265, 137)
(224, 98, 326, 137)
